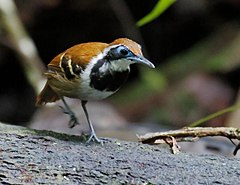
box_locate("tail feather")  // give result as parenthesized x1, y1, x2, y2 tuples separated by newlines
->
(36, 82, 60, 106)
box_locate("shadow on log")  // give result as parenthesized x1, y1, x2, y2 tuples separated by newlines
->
(0, 122, 240, 184)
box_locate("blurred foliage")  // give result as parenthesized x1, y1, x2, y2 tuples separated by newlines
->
(1, 0, 240, 130)
(136, 0, 176, 27)
(188, 103, 240, 127)
(113, 22, 240, 127)
(115, 25, 237, 102)
(140, 67, 167, 92)
(161, 24, 240, 78)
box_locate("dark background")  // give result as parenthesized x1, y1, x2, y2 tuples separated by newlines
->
(1, 0, 240, 130)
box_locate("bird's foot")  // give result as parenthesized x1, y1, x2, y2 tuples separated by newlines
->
(59, 106, 79, 128)
(68, 114, 79, 128)
(86, 132, 103, 145)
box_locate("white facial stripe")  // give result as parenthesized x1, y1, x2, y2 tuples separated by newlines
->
(80, 45, 119, 76)
(110, 59, 131, 72)
(99, 62, 109, 73)
(80, 50, 106, 85)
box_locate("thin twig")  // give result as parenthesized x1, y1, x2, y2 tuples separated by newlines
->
(163, 136, 181, 154)
(137, 127, 240, 155)
(188, 104, 240, 127)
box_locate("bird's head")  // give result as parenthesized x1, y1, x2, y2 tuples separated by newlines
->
(103, 38, 155, 71)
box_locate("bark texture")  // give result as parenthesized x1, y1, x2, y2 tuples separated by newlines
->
(0, 123, 239, 185)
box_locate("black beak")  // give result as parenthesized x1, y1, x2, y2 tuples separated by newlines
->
(127, 55, 155, 68)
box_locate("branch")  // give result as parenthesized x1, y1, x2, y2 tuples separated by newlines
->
(137, 127, 240, 155)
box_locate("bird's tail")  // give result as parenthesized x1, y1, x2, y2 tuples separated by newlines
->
(36, 82, 60, 106)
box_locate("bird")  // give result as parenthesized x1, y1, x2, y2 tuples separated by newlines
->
(36, 38, 155, 144)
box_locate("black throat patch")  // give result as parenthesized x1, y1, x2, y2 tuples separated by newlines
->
(90, 59, 130, 92)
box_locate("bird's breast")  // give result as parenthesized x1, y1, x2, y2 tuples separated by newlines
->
(89, 58, 130, 92)
(89, 70, 129, 92)
(76, 64, 129, 101)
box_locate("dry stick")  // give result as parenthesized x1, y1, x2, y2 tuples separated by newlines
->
(163, 136, 181, 154)
(138, 104, 240, 155)
(138, 127, 240, 155)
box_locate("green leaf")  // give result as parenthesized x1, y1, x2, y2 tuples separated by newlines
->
(137, 0, 176, 27)
(136, 0, 176, 27)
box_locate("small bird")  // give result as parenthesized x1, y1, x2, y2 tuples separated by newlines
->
(36, 38, 155, 143)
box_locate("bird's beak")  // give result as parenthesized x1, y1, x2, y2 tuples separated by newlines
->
(127, 55, 155, 68)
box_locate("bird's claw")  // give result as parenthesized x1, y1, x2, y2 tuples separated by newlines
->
(68, 114, 79, 128)
(86, 132, 103, 145)
(59, 106, 68, 114)
(59, 106, 79, 128)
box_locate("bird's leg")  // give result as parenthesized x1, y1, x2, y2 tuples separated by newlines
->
(60, 97, 79, 128)
(81, 100, 103, 144)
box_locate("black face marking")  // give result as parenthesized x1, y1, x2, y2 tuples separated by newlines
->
(90, 58, 129, 92)
(91, 58, 106, 73)
(61, 56, 75, 80)
(106, 45, 134, 61)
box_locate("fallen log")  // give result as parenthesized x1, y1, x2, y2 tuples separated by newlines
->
(0, 123, 239, 184)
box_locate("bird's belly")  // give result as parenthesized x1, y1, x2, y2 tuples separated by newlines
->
(48, 68, 129, 101)
(48, 78, 115, 101)
(76, 83, 115, 100)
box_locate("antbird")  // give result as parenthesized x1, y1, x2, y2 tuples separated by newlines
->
(36, 38, 155, 143)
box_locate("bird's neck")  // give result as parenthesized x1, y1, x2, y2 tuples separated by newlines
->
(86, 57, 130, 92)
(99, 59, 130, 73)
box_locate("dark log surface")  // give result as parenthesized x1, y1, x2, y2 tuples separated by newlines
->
(0, 123, 240, 185)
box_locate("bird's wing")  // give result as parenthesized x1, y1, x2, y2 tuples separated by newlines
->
(46, 42, 108, 80)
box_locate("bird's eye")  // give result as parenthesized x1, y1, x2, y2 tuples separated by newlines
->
(107, 46, 132, 60)
(120, 48, 128, 56)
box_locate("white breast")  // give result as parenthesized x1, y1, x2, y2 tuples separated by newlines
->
(75, 53, 115, 101)
(77, 80, 115, 101)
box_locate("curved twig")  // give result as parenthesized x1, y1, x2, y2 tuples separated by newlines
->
(138, 127, 240, 155)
